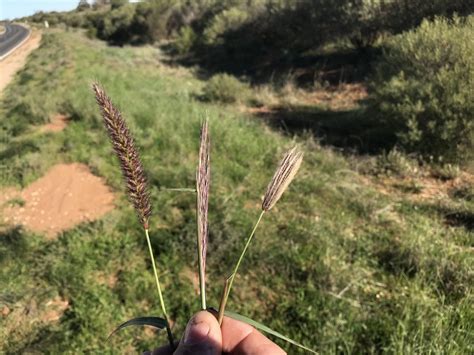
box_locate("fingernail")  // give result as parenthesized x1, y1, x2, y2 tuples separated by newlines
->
(184, 320, 210, 345)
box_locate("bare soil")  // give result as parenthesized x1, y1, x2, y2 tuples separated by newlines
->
(40, 114, 69, 133)
(1, 163, 115, 238)
(0, 30, 42, 94)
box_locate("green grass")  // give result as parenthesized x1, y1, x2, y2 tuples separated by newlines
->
(0, 30, 473, 354)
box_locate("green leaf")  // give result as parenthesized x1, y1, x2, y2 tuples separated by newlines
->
(107, 316, 167, 340)
(224, 310, 318, 354)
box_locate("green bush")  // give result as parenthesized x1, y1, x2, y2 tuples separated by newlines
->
(202, 73, 251, 104)
(348, 0, 473, 48)
(202, 6, 250, 45)
(375, 149, 419, 177)
(173, 26, 197, 55)
(96, 4, 135, 44)
(370, 16, 474, 164)
(111, 0, 128, 10)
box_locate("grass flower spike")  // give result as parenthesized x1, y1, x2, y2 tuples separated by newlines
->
(196, 119, 210, 309)
(92, 83, 151, 229)
(262, 146, 303, 211)
(218, 146, 303, 324)
(93, 83, 174, 347)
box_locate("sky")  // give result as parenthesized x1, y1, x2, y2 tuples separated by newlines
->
(0, 0, 141, 21)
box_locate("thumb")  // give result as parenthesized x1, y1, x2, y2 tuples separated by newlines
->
(174, 311, 222, 355)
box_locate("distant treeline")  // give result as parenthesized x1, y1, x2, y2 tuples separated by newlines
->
(25, 1, 474, 163)
(27, 1, 472, 48)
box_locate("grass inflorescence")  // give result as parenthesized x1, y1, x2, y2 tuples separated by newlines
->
(94, 82, 312, 351)
(92, 83, 151, 229)
(196, 119, 210, 310)
(93, 83, 174, 347)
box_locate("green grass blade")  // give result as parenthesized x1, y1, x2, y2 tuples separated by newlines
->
(107, 316, 167, 341)
(225, 310, 318, 354)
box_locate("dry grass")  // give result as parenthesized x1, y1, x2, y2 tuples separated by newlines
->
(196, 119, 210, 309)
(262, 146, 304, 211)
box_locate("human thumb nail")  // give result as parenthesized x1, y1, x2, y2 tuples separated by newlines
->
(174, 311, 222, 355)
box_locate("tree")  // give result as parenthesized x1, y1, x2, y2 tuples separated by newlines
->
(77, 0, 91, 11)
(92, 0, 110, 9)
(111, 0, 128, 10)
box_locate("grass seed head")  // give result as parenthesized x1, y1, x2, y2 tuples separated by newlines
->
(92, 83, 152, 229)
(196, 119, 210, 276)
(262, 146, 303, 211)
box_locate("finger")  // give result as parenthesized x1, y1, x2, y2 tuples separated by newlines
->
(220, 316, 286, 355)
(174, 311, 222, 355)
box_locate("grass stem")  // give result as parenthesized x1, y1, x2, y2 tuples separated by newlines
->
(145, 229, 174, 347)
(197, 227, 206, 310)
(217, 278, 231, 325)
(218, 210, 266, 323)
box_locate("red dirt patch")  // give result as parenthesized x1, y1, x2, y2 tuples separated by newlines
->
(1, 163, 115, 238)
(40, 114, 69, 133)
(41, 296, 70, 323)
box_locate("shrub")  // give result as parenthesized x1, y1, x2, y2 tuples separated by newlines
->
(348, 0, 473, 48)
(202, 6, 250, 45)
(375, 149, 419, 177)
(431, 164, 461, 181)
(173, 26, 197, 55)
(369, 16, 474, 164)
(202, 73, 251, 104)
(76, 0, 90, 12)
(111, 0, 128, 10)
(96, 4, 135, 44)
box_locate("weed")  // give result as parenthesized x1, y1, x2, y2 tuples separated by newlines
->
(431, 164, 461, 181)
(375, 149, 419, 177)
(202, 73, 250, 104)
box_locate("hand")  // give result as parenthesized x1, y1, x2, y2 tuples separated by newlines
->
(145, 310, 286, 355)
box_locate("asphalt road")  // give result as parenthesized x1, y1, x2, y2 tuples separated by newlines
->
(0, 23, 30, 58)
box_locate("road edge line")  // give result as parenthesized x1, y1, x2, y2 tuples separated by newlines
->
(0, 25, 32, 62)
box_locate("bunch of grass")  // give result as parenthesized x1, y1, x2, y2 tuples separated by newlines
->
(93, 84, 314, 353)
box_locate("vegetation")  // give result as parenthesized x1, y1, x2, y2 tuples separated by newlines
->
(0, 29, 473, 354)
(370, 16, 474, 164)
(202, 74, 251, 104)
(26, 1, 473, 50)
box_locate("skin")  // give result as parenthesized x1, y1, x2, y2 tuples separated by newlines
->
(145, 311, 286, 355)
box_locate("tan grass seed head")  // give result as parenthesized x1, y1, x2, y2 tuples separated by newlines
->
(196, 119, 210, 275)
(262, 146, 303, 211)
